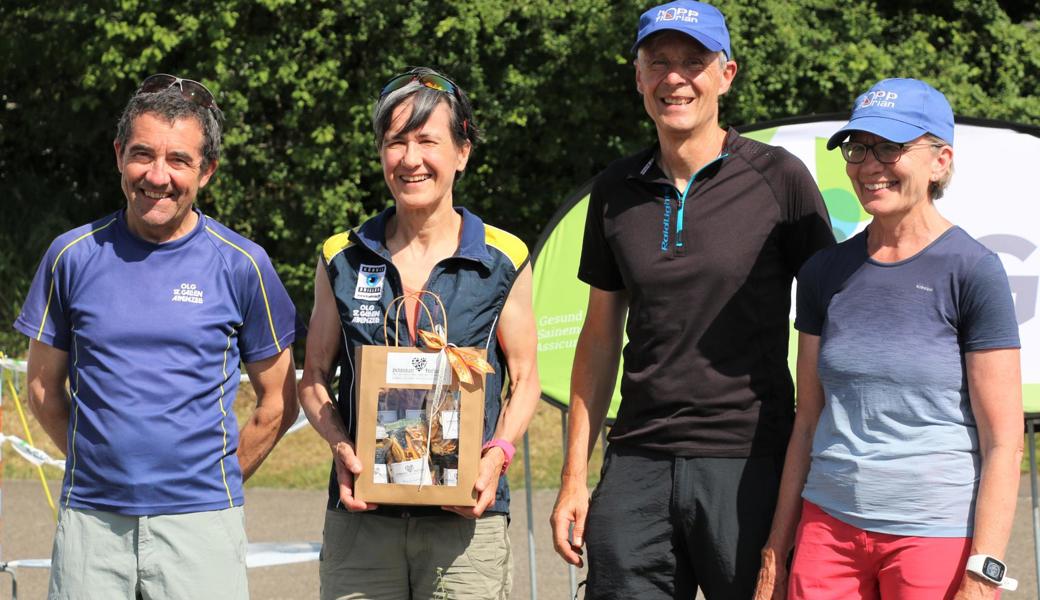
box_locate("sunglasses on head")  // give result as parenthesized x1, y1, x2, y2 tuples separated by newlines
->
(379, 71, 459, 99)
(137, 73, 219, 110)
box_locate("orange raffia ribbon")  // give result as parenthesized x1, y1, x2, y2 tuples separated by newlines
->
(417, 329, 495, 385)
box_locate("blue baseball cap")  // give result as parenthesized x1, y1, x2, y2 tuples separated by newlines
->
(826, 78, 955, 150)
(632, 1, 732, 59)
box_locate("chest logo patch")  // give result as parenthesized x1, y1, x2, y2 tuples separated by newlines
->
(351, 304, 381, 324)
(355, 264, 387, 301)
(171, 282, 205, 305)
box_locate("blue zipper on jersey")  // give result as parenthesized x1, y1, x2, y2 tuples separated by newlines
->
(660, 153, 729, 252)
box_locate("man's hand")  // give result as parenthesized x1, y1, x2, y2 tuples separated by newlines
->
(550, 480, 590, 567)
(753, 546, 788, 600)
(333, 440, 377, 512)
(443, 447, 506, 518)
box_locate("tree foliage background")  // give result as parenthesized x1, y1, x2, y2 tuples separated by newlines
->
(1, 0, 1038, 354)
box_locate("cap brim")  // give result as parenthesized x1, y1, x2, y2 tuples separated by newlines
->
(825, 116, 928, 150)
(631, 28, 725, 55)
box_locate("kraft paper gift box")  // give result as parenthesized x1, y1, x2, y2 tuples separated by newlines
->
(353, 295, 489, 506)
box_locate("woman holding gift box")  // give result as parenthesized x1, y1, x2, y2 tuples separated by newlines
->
(298, 66, 540, 600)
(753, 79, 1022, 599)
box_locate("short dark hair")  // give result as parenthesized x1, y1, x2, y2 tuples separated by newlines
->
(115, 86, 224, 169)
(372, 67, 481, 154)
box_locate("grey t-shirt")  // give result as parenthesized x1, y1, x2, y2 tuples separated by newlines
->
(796, 226, 1020, 536)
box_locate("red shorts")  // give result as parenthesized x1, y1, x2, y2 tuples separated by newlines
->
(788, 500, 988, 600)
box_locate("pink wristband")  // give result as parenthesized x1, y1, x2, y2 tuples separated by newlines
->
(481, 439, 516, 473)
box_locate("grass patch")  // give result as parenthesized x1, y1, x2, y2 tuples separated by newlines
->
(2, 370, 606, 492)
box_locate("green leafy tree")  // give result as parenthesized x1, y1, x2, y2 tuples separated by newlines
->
(1, 0, 1037, 355)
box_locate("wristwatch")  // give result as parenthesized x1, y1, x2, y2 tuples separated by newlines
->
(481, 439, 516, 474)
(965, 554, 1018, 591)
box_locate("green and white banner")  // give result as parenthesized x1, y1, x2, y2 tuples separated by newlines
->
(532, 117, 1040, 418)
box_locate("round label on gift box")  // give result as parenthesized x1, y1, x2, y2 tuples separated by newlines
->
(373, 464, 388, 484)
(442, 468, 459, 487)
(389, 458, 433, 485)
(439, 411, 459, 439)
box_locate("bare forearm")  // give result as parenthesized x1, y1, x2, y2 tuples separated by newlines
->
(764, 419, 815, 552)
(561, 295, 623, 484)
(561, 354, 617, 484)
(28, 387, 70, 455)
(237, 400, 293, 480)
(299, 374, 351, 448)
(27, 340, 71, 455)
(969, 443, 1022, 558)
(493, 373, 540, 445)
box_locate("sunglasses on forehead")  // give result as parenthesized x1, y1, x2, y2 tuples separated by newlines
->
(379, 71, 459, 99)
(137, 73, 219, 110)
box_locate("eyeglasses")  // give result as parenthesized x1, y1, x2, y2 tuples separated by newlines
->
(840, 141, 944, 164)
(379, 71, 459, 99)
(137, 73, 219, 110)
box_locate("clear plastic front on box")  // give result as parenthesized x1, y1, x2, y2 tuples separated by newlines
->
(373, 387, 461, 487)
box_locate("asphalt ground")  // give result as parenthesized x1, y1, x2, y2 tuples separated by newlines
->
(1, 478, 1036, 600)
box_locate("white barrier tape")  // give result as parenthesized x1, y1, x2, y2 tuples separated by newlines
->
(0, 434, 65, 470)
(286, 410, 311, 436)
(0, 358, 26, 373)
(3, 542, 322, 571)
(0, 360, 326, 439)
(0, 359, 305, 384)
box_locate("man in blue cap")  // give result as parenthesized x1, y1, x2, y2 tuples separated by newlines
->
(550, 1, 835, 597)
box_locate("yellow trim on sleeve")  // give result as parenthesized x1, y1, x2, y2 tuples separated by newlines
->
(36, 218, 118, 340)
(484, 224, 529, 270)
(204, 226, 283, 353)
(322, 231, 354, 263)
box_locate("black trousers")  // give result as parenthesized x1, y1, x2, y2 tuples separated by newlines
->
(585, 444, 783, 600)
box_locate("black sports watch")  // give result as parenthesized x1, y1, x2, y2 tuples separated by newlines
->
(965, 554, 1018, 591)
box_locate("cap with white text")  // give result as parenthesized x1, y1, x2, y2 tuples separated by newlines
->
(826, 78, 954, 150)
(632, 0, 732, 59)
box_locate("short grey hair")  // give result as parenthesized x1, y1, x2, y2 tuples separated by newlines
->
(115, 86, 224, 170)
(372, 67, 481, 154)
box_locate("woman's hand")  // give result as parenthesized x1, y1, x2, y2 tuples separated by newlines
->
(952, 573, 999, 600)
(442, 447, 505, 518)
(333, 440, 378, 512)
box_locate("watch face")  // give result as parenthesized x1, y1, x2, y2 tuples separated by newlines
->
(983, 557, 1006, 581)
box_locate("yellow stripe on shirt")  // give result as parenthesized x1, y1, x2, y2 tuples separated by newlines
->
(216, 331, 235, 507)
(36, 217, 117, 340)
(204, 226, 282, 353)
(484, 224, 529, 270)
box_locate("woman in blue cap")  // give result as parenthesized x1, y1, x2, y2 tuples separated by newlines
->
(754, 79, 1022, 599)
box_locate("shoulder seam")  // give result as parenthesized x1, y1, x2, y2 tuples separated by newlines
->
(35, 217, 118, 340)
(204, 226, 283, 353)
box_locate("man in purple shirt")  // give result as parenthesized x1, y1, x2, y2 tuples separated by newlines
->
(14, 74, 299, 599)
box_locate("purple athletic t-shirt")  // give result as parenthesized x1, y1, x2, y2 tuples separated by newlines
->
(14, 209, 297, 515)
(796, 226, 1020, 536)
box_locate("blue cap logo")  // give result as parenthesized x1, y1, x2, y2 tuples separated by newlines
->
(632, 1, 732, 58)
(827, 78, 955, 150)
